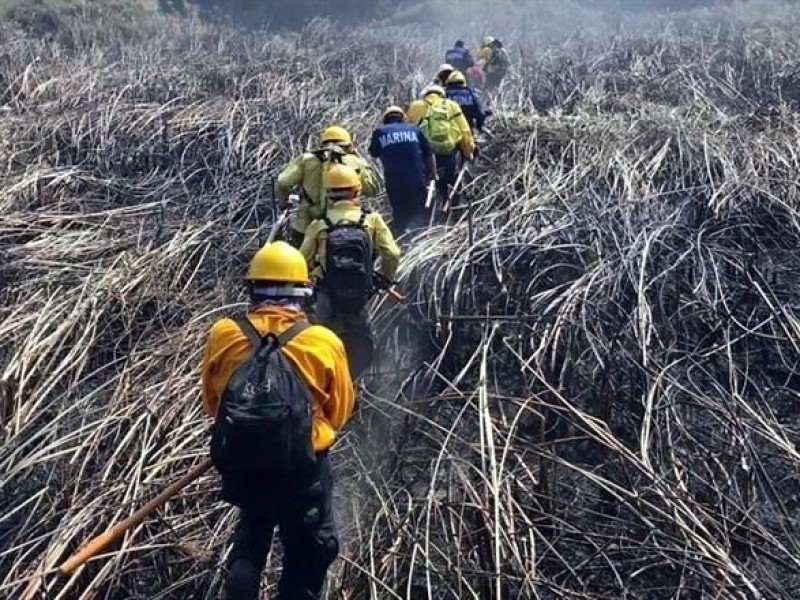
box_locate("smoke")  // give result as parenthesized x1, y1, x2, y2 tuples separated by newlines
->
(412, 0, 785, 35)
(380, 0, 799, 75)
(159, 0, 799, 46)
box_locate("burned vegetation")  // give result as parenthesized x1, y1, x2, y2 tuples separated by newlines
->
(1, 3, 800, 599)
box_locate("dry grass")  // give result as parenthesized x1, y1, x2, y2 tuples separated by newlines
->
(1, 3, 800, 599)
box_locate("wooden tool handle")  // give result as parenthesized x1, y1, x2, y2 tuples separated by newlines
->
(58, 458, 213, 576)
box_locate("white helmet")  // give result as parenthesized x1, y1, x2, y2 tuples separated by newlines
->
(438, 63, 454, 73)
(421, 84, 445, 97)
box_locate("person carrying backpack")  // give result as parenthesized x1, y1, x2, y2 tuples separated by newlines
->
(276, 126, 379, 247)
(300, 164, 400, 345)
(368, 105, 435, 235)
(478, 36, 511, 89)
(201, 241, 355, 600)
(445, 40, 475, 75)
(407, 85, 475, 205)
(445, 70, 487, 133)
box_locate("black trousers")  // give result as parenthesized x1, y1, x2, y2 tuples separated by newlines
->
(386, 181, 427, 235)
(435, 152, 459, 207)
(224, 453, 338, 600)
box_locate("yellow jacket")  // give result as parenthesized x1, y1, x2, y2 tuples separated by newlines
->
(276, 150, 379, 212)
(406, 93, 475, 157)
(201, 307, 355, 452)
(300, 201, 401, 282)
(478, 45, 508, 74)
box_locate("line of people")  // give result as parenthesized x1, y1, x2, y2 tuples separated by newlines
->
(199, 38, 508, 600)
(202, 171, 398, 598)
(275, 89, 484, 242)
(369, 67, 489, 233)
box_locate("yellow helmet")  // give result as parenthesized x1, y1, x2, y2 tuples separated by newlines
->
(382, 105, 406, 120)
(325, 164, 361, 201)
(246, 241, 309, 284)
(446, 70, 467, 86)
(483, 36, 495, 47)
(320, 125, 352, 148)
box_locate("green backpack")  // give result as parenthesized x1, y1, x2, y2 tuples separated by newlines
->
(420, 99, 461, 154)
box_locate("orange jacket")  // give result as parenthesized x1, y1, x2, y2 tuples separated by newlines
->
(201, 306, 355, 452)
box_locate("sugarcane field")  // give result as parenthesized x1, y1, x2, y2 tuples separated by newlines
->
(2, 0, 800, 598)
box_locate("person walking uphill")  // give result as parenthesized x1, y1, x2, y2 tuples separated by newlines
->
(369, 105, 435, 234)
(407, 85, 475, 205)
(445, 70, 486, 134)
(478, 36, 511, 90)
(202, 241, 355, 600)
(276, 126, 379, 248)
(300, 164, 400, 350)
(445, 40, 474, 75)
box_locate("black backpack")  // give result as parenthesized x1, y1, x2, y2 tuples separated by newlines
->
(210, 318, 317, 481)
(322, 210, 374, 312)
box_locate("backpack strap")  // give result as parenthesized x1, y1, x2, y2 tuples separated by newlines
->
(276, 320, 310, 348)
(234, 317, 268, 351)
(234, 317, 309, 355)
(357, 210, 368, 228)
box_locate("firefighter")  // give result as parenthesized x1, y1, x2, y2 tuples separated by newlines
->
(445, 70, 487, 133)
(276, 126, 379, 247)
(202, 241, 355, 600)
(369, 105, 435, 234)
(478, 36, 511, 89)
(300, 164, 400, 336)
(445, 39, 474, 74)
(407, 85, 475, 204)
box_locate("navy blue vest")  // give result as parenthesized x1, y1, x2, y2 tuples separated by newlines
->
(446, 87, 479, 124)
(372, 122, 427, 186)
(445, 47, 471, 72)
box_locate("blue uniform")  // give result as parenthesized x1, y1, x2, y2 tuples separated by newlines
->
(446, 86, 485, 132)
(445, 47, 474, 73)
(369, 122, 433, 233)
